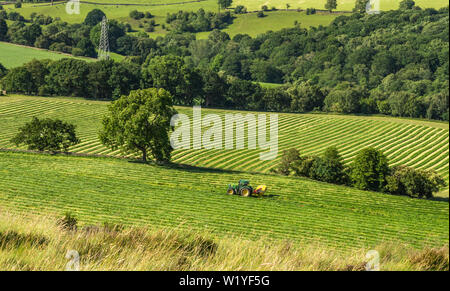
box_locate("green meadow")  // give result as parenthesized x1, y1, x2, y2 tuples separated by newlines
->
(0, 41, 94, 68)
(0, 150, 448, 251)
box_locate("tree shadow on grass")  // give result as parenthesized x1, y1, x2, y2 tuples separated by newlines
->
(129, 159, 241, 175)
(429, 196, 449, 203)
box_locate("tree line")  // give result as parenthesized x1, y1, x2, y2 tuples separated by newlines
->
(273, 147, 446, 199)
(0, 2, 449, 120)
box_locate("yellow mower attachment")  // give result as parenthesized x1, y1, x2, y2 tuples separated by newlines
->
(253, 185, 267, 197)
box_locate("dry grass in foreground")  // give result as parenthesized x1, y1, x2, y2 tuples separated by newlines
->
(0, 212, 448, 271)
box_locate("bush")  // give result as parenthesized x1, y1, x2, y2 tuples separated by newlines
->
(409, 247, 449, 271)
(257, 11, 265, 18)
(130, 10, 145, 20)
(350, 148, 390, 192)
(235, 5, 247, 14)
(274, 148, 301, 175)
(306, 8, 316, 15)
(309, 147, 348, 184)
(71, 47, 84, 57)
(84, 9, 106, 26)
(11, 117, 80, 153)
(386, 166, 446, 198)
(58, 212, 78, 231)
(274, 147, 348, 185)
(14, 1, 21, 9)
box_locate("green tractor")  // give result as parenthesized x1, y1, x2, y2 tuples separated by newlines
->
(227, 180, 267, 198)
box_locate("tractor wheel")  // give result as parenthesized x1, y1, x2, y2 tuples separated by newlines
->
(240, 187, 251, 197)
(227, 188, 235, 195)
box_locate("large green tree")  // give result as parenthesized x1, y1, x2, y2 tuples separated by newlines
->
(1, 66, 34, 94)
(141, 55, 203, 106)
(11, 117, 80, 152)
(325, 0, 337, 12)
(84, 9, 106, 26)
(218, 0, 233, 10)
(44, 58, 90, 97)
(399, 0, 415, 10)
(350, 148, 390, 191)
(353, 0, 369, 13)
(99, 88, 177, 163)
(310, 146, 347, 184)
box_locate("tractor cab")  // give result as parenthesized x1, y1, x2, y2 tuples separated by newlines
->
(238, 180, 250, 187)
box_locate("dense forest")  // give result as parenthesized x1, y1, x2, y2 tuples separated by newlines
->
(0, 3, 449, 120)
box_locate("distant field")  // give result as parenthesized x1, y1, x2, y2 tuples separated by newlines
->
(2, 2, 340, 38)
(0, 42, 94, 68)
(197, 11, 337, 38)
(233, 0, 449, 11)
(0, 151, 448, 251)
(0, 95, 448, 184)
(4, 0, 446, 39)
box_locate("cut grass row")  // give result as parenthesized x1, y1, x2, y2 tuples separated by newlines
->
(0, 151, 448, 250)
(0, 95, 448, 184)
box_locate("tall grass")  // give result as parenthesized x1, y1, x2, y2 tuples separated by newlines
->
(0, 212, 447, 271)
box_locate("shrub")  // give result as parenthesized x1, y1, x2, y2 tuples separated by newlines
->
(306, 8, 317, 15)
(130, 10, 145, 20)
(14, 1, 21, 9)
(257, 11, 265, 18)
(386, 166, 446, 198)
(274, 148, 301, 175)
(235, 5, 247, 14)
(409, 247, 449, 271)
(310, 147, 348, 184)
(83, 9, 106, 26)
(350, 148, 390, 191)
(58, 212, 78, 231)
(11, 117, 80, 152)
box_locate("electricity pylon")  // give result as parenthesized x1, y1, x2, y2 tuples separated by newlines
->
(98, 16, 110, 60)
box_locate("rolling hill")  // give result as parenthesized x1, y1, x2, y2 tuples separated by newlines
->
(0, 95, 448, 183)
(0, 41, 94, 68)
(0, 150, 448, 251)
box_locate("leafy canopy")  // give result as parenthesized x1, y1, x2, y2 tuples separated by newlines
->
(99, 88, 177, 163)
(350, 147, 390, 191)
(11, 117, 80, 152)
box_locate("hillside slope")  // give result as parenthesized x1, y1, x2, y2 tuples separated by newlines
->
(0, 151, 448, 250)
(0, 96, 448, 181)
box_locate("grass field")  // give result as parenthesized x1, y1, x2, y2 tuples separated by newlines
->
(1, 1, 447, 38)
(0, 150, 448, 251)
(0, 95, 448, 183)
(2, 2, 341, 38)
(0, 42, 95, 68)
(233, 0, 449, 11)
(196, 11, 337, 39)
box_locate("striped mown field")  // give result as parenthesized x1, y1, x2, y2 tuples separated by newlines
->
(0, 151, 448, 250)
(0, 95, 448, 183)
